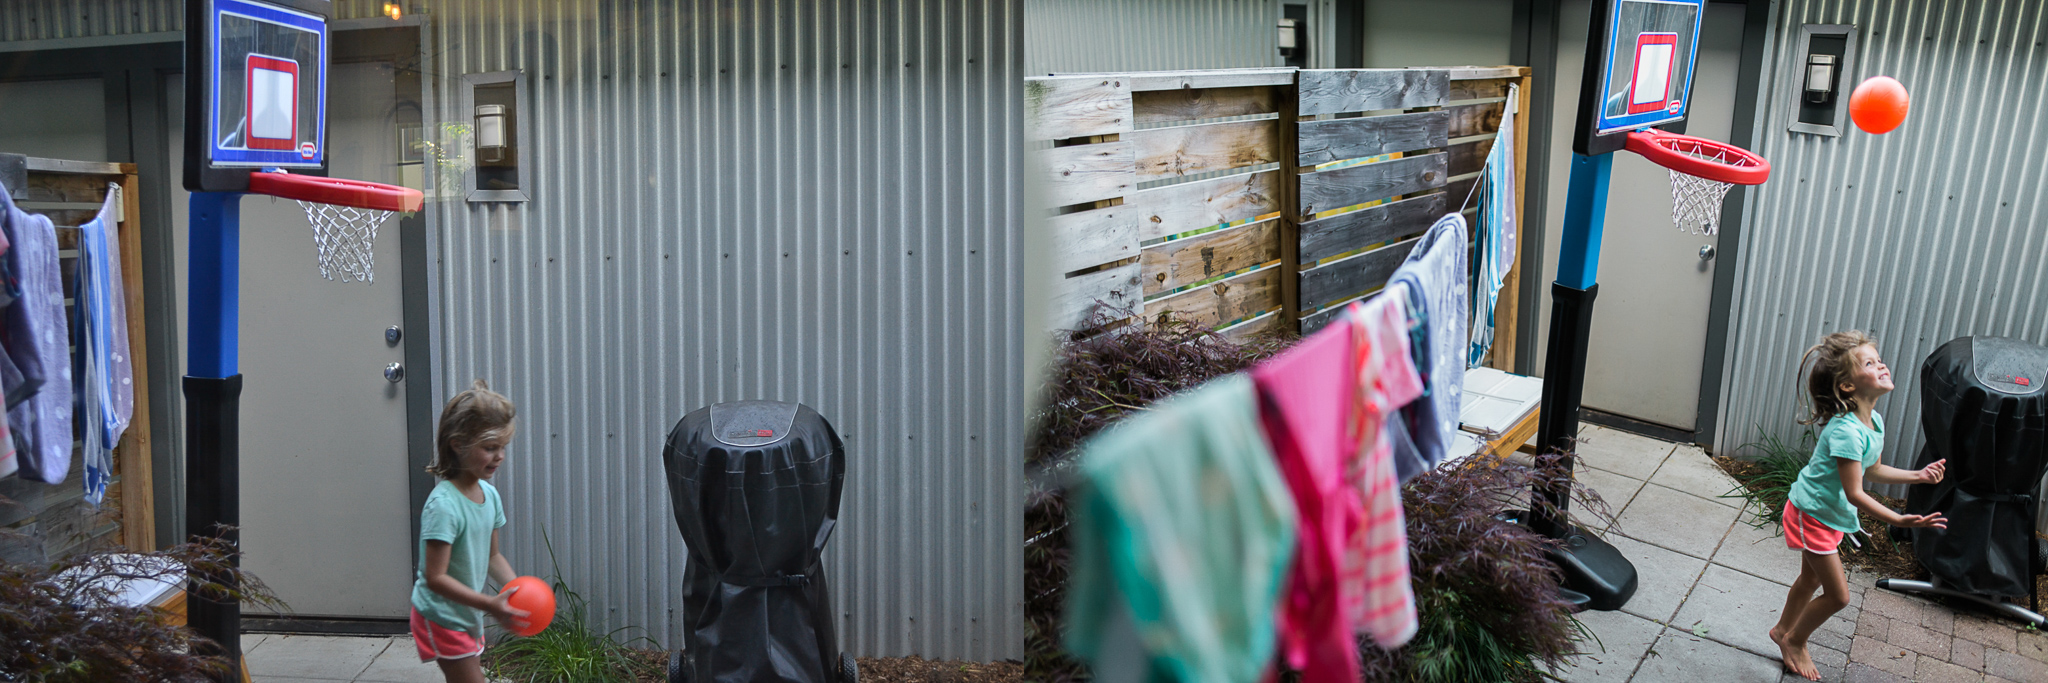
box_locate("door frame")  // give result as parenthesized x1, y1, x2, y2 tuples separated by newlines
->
(1507, 0, 1775, 449)
(0, 23, 442, 632)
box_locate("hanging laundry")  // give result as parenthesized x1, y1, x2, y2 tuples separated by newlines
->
(1065, 374, 1297, 683)
(1470, 84, 1521, 367)
(0, 189, 68, 484)
(1385, 214, 1469, 480)
(1343, 290, 1425, 647)
(76, 186, 133, 505)
(1250, 320, 1363, 683)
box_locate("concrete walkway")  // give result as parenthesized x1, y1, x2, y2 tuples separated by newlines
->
(242, 633, 501, 683)
(1552, 425, 2048, 683)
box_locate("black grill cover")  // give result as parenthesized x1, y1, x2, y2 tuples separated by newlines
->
(663, 401, 847, 683)
(1904, 337, 2048, 598)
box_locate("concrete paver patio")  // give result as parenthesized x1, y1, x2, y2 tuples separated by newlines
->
(1551, 425, 2048, 683)
(242, 633, 506, 683)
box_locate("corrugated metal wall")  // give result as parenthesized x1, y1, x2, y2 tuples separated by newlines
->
(9, 0, 1023, 660)
(411, 0, 1023, 660)
(1024, 0, 1278, 75)
(1716, 0, 2048, 514)
(0, 0, 179, 42)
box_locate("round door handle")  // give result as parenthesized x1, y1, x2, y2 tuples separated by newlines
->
(1699, 245, 1717, 260)
(386, 325, 403, 345)
(385, 363, 405, 383)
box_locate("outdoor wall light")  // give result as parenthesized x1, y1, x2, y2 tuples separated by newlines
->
(475, 104, 507, 163)
(1278, 17, 1299, 54)
(463, 70, 527, 201)
(1804, 54, 1837, 103)
(1789, 24, 1858, 137)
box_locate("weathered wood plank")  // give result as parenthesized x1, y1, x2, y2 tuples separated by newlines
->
(1140, 218, 1282, 297)
(1026, 75, 1135, 141)
(1127, 68, 1296, 92)
(1133, 86, 1277, 125)
(1449, 137, 1496, 177)
(1050, 205, 1141, 274)
(24, 157, 126, 175)
(1297, 153, 1447, 214)
(1448, 77, 1511, 101)
(1297, 111, 1449, 165)
(1127, 170, 1281, 242)
(1052, 262, 1142, 331)
(1130, 119, 1279, 181)
(1144, 266, 1281, 329)
(1298, 69, 1448, 116)
(1218, 309, 1285, 342)
(1038, 142, 1134, 208)
(1448, 101, 1506, 137)
(1299, 236, 1421, 312)
(1444, 66, 1523, 80)
(24, 173, 110, 203)
(1299, 193, 1445, 265)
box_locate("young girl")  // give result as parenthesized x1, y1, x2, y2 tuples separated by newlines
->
(411, 380, 530, 682)
(1771, 331, 1947, 680)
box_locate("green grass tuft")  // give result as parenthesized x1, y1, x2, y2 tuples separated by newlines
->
(1721, 425, 1815, 529)
(484, 528, 662, 683)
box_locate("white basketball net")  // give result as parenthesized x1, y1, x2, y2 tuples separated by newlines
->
(1664, 145, 1750, 235)
(296, 200, 395, 284)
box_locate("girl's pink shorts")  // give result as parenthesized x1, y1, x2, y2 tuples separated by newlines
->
(1782, 500, 1844, 555)
(411, 607, 485, 661)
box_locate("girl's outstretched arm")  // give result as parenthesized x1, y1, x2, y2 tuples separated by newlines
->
(1864, 459, 1945, 486)
(1836, 459, 1946, 529)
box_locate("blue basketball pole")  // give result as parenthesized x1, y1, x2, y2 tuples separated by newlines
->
(1525, 151, 1640, 611)
(186, 191, 247, 683)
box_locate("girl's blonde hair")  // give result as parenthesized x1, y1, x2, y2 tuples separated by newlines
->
(430, 379, 517, 479)
(1798, 330, 1878, 425)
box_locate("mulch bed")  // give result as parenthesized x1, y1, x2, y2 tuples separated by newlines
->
(620, 650, 1023, 683)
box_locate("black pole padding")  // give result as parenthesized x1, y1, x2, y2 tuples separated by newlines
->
(184, 374, 243, 683)
(1531, 283, 1598, 538)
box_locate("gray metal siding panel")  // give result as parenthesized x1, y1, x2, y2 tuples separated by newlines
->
(1716, 0, 2048, 526)
(1025, 0, 1279, 75)
(418, 0, 1020, 661)
(0, 0, 181, 41)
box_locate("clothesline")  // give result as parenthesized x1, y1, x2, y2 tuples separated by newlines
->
(0, 182, 136, 506)
(1057, 213, 1469, 683)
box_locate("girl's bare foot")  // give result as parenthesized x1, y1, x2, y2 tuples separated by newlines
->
(1771, 627, 1819, 680)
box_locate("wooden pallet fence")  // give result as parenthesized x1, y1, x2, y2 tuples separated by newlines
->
(1028, 69, 1295, 334)
(0, 155, 158, 563)
(1031, 66, 1530, 361)
(1291, 68, 1452, 333)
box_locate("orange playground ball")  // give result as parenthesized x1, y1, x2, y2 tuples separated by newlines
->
(1849, 76, 1910, 134)
(503, 576, 556, 636)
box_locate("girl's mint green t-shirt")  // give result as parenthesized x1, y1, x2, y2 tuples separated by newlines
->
(1787, 413, 1885, 533)
(410, 479, 505, 632)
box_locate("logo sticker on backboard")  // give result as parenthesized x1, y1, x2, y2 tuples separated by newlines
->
(299, 142, 318, 159)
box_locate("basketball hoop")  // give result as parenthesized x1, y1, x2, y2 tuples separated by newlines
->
(247, 171, 423, 284)
(1624, 128, 1770, 235)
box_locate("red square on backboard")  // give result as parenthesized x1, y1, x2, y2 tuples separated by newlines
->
(1627, 33, 1679, 115)
(245, 55, 300, 150)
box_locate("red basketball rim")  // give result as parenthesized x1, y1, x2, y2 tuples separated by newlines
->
(247, 171, 424, 213)
(1623, 128, 1771, 186)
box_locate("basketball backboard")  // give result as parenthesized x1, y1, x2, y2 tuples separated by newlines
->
(1573, 0, 1706, 156)
(184, 0, 332, 192)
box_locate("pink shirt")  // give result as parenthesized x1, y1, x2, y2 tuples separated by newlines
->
(1251, 320, 1363, 683)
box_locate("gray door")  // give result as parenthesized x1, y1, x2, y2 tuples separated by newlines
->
(1553, 2, 1745, 431)
(168, 61, 416, 619)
